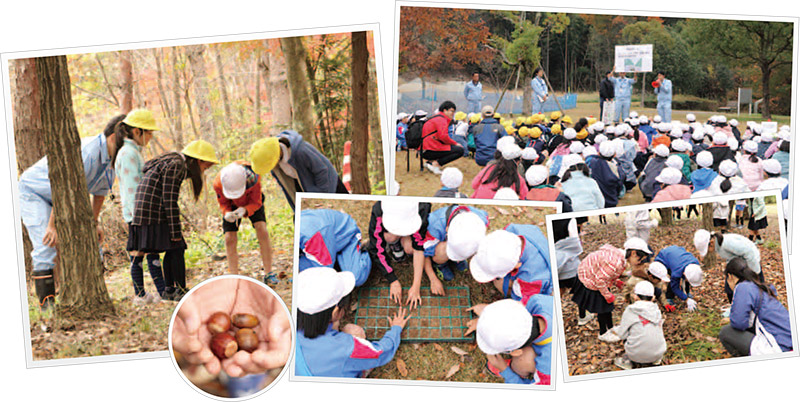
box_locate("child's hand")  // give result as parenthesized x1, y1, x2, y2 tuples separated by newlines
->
(486, 354, 509, 372)
(388, 307, 412, 329)
(389, 280, 402, 305)
(467, 303, 488, 317)
(606, 294, 616, 304)
(430, 277, 445, 296)
(721, 317, 730, 325)
(614, 279, 625, 289)
(406, 285, 422, 309)
(464, 318, 478, 336)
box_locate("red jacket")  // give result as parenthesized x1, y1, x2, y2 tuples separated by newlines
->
(422, 113, 457, 151)
(213, 161, 263, 216)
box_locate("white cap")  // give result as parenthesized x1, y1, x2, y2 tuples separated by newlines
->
(521, 147, 538, 161)
(746, 121, 757, 129)
(694, 229, 710, 257)
(713, 132, 728, 145)
(497, 136, 517, 153)
(685, 264, 704, 287)
(634, 281, 655, 298)
(753, 135, 762, 143)
(630, 118, 640, 126)
(653, 115, 662, 123)
(654, 144, 670, 158)
(648, 261, 670, 282)
(779, 125, 790, 132)
(470, 230, 522, 283)
(446, 212, 487, 261)
(382, 199, 422, 236)
(727, 137, 739, 151)
(501, 143, 522, 160)
(753, 124, 762, 134)
(594, 134, 608, 144)
(696, 151, 713, 168)
(296, 268, 356, 314)
(662, 123, 673, 133)
(656, 167, 683, 185)
(569, 141, 585, 154)
(476, 299, 532, 355)
(686, 113, 696, 122)
(582, 145, 598, 158)
(672, 139, 690, 152)
(604, 125, 616, 134)
(779, 131, 791, 142)
(220, 163, 247, 200)
(718, 115, 727, 124)
(630, 111, 639, 118)
(638, 116, 649, 125)
(666, 155, 684, 170)
(440, 167, 463, 189)
(615, 125, 628, 137)
(564, 128, 577, 140)
(743, 140, 758, 154)
(704, 125, 716, 136)
(682, 123, 691, 132)
(592, 122, 605, 132)
(762, 159, 782, 175)
(562, 154, 584, 171)
(397, 112, 409, 120)
(599, 141, 616, 158)
(710, 115, 719, 123)
(729, 119, 739, 127)
(414, 109, 428, 117)
(761, 132, 774, 142)
(493, 187, 519, 200)
(525, 165, 549, 186)
(670, 127, 683, 138)
(624, 237, 653, 254)
(719, 160, 738, 177)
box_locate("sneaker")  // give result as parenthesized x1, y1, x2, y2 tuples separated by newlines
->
(577, 312, 595, 326)
(614, 356, 633, 370)
(425, 163, 442, 175)
(487, 358, 512, 378)
(599, 330, 621, 343)
(264, 272, 280, 286)
(388, 241, 407, 262)
(434, 263, 454, 281)
(454, 260, 468, 272)
(652, 357, 663, 366)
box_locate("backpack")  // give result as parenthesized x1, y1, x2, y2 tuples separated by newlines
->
(406, 115, 445, 149)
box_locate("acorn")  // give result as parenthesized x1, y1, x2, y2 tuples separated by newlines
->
(232, 313, 259, 328)
(236, 328, 259, 353)
(210, 332, 238, 360)
(207, 312, 231, 334)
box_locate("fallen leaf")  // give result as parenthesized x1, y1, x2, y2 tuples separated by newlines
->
(496, 207, 510, 215)
(396, 359, 408, 377)
(432, 343, 443, 352)
(445, 363, 460, 379)
(450, 346, 468, 356)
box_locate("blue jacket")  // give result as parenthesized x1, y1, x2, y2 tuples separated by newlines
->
(654, 246, 699, 301)
(617, 139, 638, 183)
(757, 142, 771, 159)
(273, 130, 341, 208)
(612, 77, 636, 99)
(639, 124, 657, 144)
(503, 224, 553, 300)
(772, 151, 790, 180)
(396, 122, 408, 148)
(729, 282, 793, 352)
(655, 79, 672, 104)
(298, 209, 371, 286)
(531, 77, 548, 100)
(638, 156, 667, 200)
(473, 118, 506, 166)
(690, 168, 718, 193)
(423, 205, 489, 257)
(691, 142, 709, 157)
(464, 81, 483, 102)
(561, 172, 605, 212)
(296, 325, 402, 377)
(500, 294, 553, 385)
(591, 159, 624, 208)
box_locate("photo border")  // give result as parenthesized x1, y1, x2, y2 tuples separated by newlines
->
(389, 0, 799, 248)
(544, 189, 797, 382)
(1, 22, 390, 369)
(288, 191, 561, 390)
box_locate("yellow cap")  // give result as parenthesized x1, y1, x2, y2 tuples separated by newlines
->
(518, 127, 529, 137)
(550, 111, 562, 120)
(576, 129, 589, 140)
(249, 137, 281, 174)
(530, 114, 542, 124)
(525, 116, 535, 125)
(494, 113, 501, 119)
(531, 127, 542, 138)
(499, 118, 507, 126)
(588, 117, 597, 125)
(551, 124, 562, 135)
(182, 139, 219, 164)
(505, 125, 516, 134)
(562, 116, 573, 125)
(470, 114, 482, 124)
(454, 111, 467, 121)
(516, 117, 526, 126)
(122, 109, 159, 131)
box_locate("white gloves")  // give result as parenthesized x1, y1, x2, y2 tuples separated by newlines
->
(234, 207, 247, 219)
(686, 298, 698, 312)
(224, 211, 238, 223)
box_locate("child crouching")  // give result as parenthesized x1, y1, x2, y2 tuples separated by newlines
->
(611, 281, 667, 369)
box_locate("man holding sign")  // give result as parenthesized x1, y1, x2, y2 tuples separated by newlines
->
(612, 71, 636, 123)
(654, 71, 673, 122)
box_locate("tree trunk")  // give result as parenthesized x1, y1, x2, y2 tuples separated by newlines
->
(368, 55, 384, 187)
(658, 208, 673, 226)
(171, 47, 184, 148)
(265, 40, 292, 131)
(35, 55, 114, 318)
(11, 58, 47, 283)
(213, 46, 232, 125)
(280, 36, 317, 144)
(186, 44, 217, 144)
(350, 32, 371, 195)
(253, 57, 262, 127)
(760, 62, 771, 118)
(701, 203, 717, 266)
(257, 53, 273, 116)
(152, 49, 175, 139)
(522, 70, 532, 113)
(119, 50, 133, 114)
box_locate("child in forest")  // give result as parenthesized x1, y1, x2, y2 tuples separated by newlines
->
(571, 244, 626, 338)
(423, 205, 489, 281)
(648, 246, 704, 312)
(213, 161, 277, 284)
(610, 281, 667, 370)
(434, 167, 468, 198)
(113, 109, 165, 304)
(298, 209, 372, 287)
(295, 267, 410, 377)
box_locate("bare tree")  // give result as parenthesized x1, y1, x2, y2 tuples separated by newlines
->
(265, 40, 292, 130)
(212, 45, 232, 124)
(280, 36, 317, 144)
(186, 44, 217, 144)
(171, 47, 184, 148)
(119, 50, 133, 114)
(349, 32, 371, 194)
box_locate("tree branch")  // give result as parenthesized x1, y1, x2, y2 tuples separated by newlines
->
(70, 83, 119, 107)
(94, 54, 119, 106)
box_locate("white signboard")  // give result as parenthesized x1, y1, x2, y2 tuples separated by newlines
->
(761, 121, 778, 135)
(615, 44, 653, 73)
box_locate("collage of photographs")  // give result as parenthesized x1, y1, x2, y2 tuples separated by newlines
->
(0, 0, 798, 400)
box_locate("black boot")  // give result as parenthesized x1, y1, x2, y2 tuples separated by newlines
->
(33, 269, 56, 310)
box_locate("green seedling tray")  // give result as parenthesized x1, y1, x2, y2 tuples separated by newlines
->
(353, 286, 474, 343)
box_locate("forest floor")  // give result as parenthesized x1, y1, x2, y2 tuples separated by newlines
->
(302, 198, 556, 383)
(27, 182, 296, 361)
(560, 210, 787, 376)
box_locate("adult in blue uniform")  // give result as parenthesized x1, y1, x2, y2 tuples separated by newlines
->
(18, 114, 124, 308)
(611, 71, 636, 123)
(654, 71, 673, 122)
(470, 225, 553, 302)
(530, 67, 548, 114)
(463, 72, 484, 114)
(298, 209, 371, 286)
(468, 297, 554, 385)
(295, 268, 410, 377)
(648, 246, 704, 312)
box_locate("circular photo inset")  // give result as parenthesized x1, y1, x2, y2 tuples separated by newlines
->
(169, 275, 293, 399)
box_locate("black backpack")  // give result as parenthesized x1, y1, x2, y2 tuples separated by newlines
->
(406, 114, 446, 149)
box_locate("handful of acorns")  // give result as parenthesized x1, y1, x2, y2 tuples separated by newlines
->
(207, 312, 260, 360)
